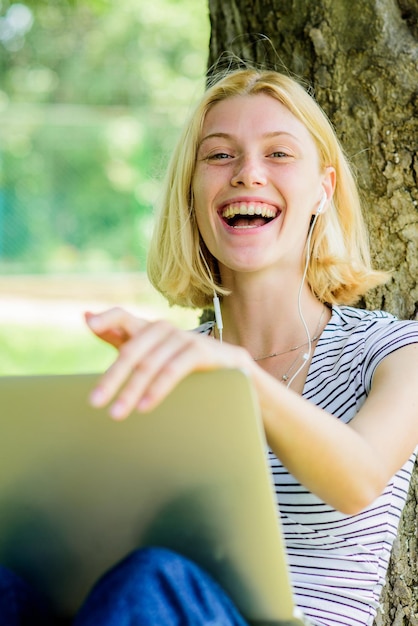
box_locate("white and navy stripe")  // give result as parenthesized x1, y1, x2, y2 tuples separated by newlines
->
(198, 306, 418, 625)
(271, 305, 418, 626)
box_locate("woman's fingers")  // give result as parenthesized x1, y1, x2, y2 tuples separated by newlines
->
(90, 320, 184, 415)
(85, 308, 147, 349)
(133, 339, 217, 414)
(134, 331, 252, 414)
(106, 327, 197, 419)
(88, 316, 251, 420)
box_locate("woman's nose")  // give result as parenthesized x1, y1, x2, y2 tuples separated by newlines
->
(230, 157, 267, 187)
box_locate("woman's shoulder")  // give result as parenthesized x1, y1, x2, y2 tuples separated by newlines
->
(308, 305, 418, 407)
(327, 304, 418, 350)
(330, 304, 398, 327)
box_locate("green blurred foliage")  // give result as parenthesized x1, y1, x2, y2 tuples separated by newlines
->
(0, 323, 115, 374)
(0, 0, 209, 272)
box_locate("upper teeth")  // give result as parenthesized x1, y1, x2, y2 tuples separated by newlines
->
(222, 202, 277, 219)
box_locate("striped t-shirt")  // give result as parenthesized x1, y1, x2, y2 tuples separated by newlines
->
(199, 305, 418, 626)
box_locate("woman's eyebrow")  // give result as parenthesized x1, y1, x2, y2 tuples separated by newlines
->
(199, 130, 301, 147)
(198, 132, 231, 147)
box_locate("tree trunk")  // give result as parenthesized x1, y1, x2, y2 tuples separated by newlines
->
(207, 1, 418, 624)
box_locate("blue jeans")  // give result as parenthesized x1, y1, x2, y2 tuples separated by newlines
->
(0, 547, 249, 625)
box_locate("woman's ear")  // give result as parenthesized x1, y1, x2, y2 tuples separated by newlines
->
(322, 166, 336, 202)
(314, 167, 336, 215)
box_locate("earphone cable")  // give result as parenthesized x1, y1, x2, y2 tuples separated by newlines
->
(285, 210, 321, 387)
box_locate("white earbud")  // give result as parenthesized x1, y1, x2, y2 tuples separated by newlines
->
(213, 293, 223, 343)
(316, 191, 328, 215)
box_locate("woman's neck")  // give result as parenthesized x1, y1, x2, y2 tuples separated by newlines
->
(216, 270, 328, 361)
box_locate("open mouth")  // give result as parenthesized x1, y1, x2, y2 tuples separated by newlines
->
(220, 202, 279, 229)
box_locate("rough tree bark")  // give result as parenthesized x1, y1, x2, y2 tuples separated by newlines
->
(207, 1, 418, 624)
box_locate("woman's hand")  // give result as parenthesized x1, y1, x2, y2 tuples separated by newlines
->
(85, 310, 418, 512)
(85, 308, 251, 420)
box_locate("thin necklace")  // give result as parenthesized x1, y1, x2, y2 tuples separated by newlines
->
(280, 349, 304, 384)
(253, 306, 326, 362)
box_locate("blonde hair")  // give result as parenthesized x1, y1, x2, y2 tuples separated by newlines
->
(147, 68, 388, 309)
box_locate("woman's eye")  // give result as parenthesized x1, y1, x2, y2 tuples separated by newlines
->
(270, 151, 288, 158)
(207, 152, 232, 160)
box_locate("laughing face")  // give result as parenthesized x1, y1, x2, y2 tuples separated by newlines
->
(192, 93, 334, 280)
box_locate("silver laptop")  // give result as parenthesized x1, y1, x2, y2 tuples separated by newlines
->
(0, 369, 305, 625)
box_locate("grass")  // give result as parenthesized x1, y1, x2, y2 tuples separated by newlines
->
(0, 273, 201, 376)
(0, 324, 116, 376)
(0, 312, 201, 376)
(0, 274, 199, 376)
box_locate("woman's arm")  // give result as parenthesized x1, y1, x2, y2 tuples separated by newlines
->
(252, 344, 418, 513)
(86, 309, 418, 515)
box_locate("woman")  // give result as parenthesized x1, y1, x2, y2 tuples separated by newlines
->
(4, 67, 418, 626)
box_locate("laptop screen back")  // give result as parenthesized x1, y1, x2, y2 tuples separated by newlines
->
(0, 369, 300, 625)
